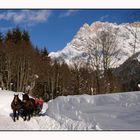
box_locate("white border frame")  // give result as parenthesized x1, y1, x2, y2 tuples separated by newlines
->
(0, 0, 140, 140)
(0, 0, 139, 9)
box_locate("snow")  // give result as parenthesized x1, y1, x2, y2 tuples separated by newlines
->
(1, 90, 140, 130)
(137, 54, 140, 62)
(0, 90, 64, 130)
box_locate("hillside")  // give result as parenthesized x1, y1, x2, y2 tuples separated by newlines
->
(114, 51, 140, 91)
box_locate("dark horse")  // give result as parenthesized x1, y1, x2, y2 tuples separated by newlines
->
(11, 94, 23, 122)
(22, 93, 35, 121)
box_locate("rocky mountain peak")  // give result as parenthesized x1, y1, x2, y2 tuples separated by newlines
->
(49, 21, 140, 67)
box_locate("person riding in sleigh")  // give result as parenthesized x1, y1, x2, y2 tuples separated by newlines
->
(35, 97, 43, 115)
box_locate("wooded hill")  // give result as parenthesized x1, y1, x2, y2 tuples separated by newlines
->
(0, 27, 138, 101)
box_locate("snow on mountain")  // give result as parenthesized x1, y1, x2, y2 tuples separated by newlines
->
(49, 21, 140, 67)
(1, 90, 140, 130)
(136, 52, 140, 62)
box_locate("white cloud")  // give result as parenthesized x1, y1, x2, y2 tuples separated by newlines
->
(0, 10, 51, 26)
(59, 10, 79, 18)
(99, 15, 109, 21)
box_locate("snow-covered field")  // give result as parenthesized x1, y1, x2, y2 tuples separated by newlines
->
(1, 90, 140, 130)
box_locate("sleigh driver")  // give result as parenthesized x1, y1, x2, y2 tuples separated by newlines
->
(35, 97, 43, 115)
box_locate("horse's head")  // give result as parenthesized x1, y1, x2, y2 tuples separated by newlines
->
(22, 93, 29, 102)
(14, 94, 19, 105)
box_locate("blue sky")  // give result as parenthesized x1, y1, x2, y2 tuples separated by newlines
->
(0, 9, 139, 52)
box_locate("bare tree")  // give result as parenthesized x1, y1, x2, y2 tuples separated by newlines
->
(125, 11, 140, 55)
(87, 25, 119, 93)
(87, 37, 102, 94)
(125, 23, 139, 55)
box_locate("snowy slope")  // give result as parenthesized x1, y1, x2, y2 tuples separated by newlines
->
(1, 90, 140, 130)
(0, 90, 65, 130)
(49, 22, 140, 67)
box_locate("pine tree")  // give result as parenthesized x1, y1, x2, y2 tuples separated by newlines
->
(12, 27, 22, 44)
(5, 30, 12, 43)
(22, 30, 30, 44)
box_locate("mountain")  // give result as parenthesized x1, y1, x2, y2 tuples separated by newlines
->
(49, 21, 140, 67)
(114, 51, 140, 91)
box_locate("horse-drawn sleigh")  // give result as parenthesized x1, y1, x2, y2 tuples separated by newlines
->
(11, 93, 43, 122)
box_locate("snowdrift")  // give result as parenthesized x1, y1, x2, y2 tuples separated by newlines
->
(1, 90, 140, 130)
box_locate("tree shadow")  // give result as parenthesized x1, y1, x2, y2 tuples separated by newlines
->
(9, 113, 13, 118)
(9, 113, 14, 121)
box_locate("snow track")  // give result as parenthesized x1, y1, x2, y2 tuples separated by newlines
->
(1, 90, 140, 130)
